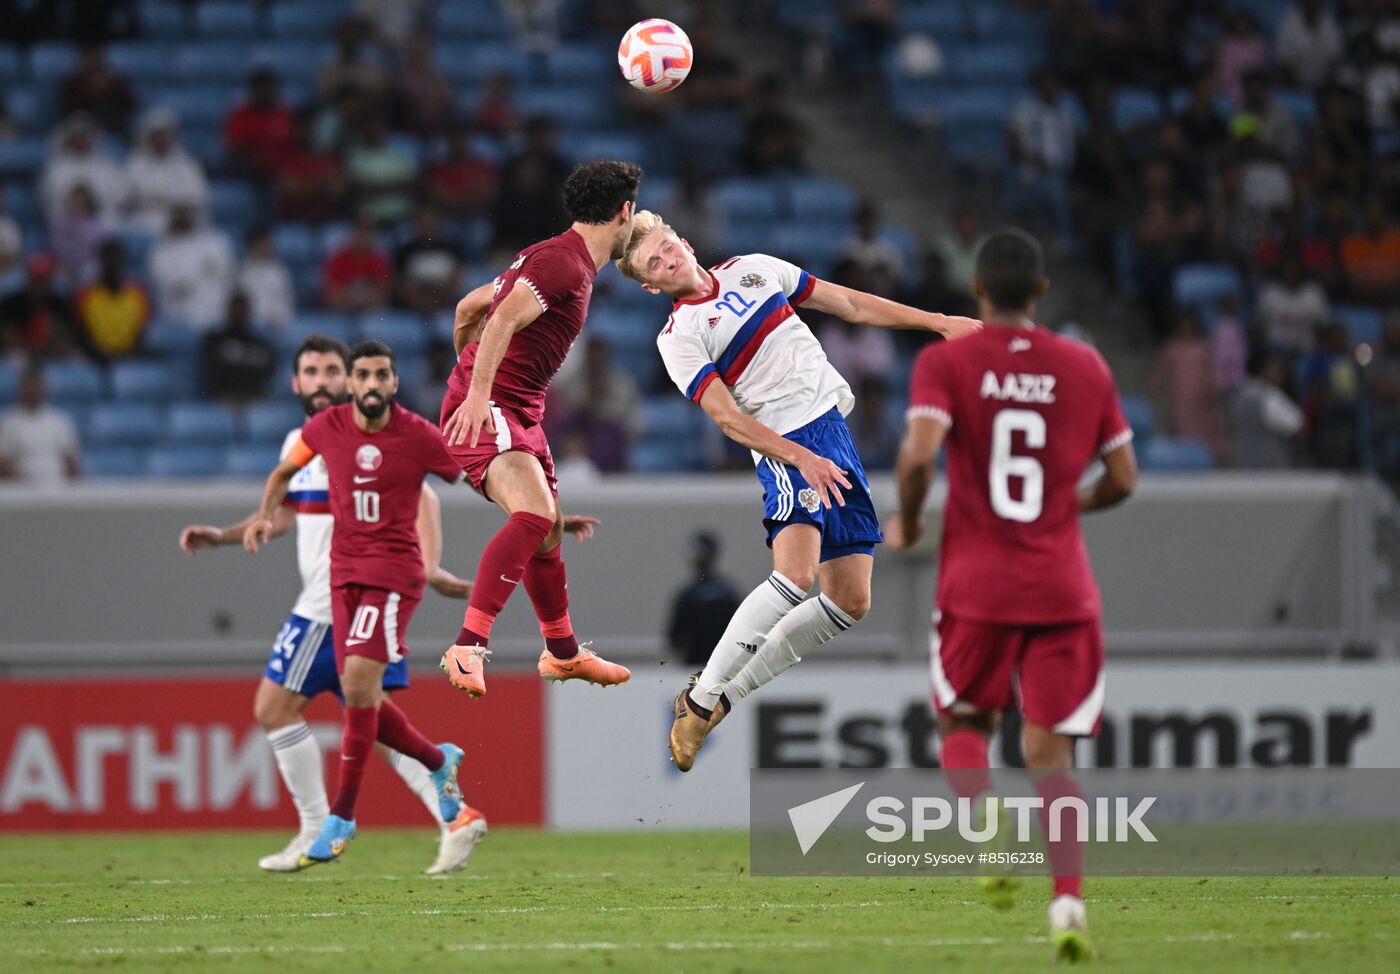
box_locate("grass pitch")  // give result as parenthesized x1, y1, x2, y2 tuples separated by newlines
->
(1, 830, 1395, 972)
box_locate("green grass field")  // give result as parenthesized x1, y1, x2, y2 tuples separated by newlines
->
(1, 830, 1395, 972)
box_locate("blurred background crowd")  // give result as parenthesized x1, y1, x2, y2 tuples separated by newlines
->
(0, 0, 1397, 488)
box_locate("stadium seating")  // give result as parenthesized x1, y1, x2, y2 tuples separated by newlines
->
(356, 312, 432, 354)
(110, 361, 180, 403)
(195, 2, 260, 38)
(43, 361, 105, 404)
(243, 401, 306, 446)
(221, 444, 282, 478)
(165, 401, 239, 445)
(1171, 264, 1245, 317)
(81, 445, 145, 478)
(1142, 438, 1214, 472)
(1333, 306, 1384, 347)
(88, 403, 164, 445)
(144, 445, 223, 478)
(1120, 394, 1156, 445)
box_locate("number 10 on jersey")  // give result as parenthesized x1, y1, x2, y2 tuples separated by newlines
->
(352, 489, 380, 523)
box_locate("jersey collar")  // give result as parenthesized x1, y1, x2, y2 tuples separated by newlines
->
(673, 269, 720, 308)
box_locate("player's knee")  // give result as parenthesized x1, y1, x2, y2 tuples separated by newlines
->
(784, 567, 817, 593)
(833, 591, 871, 621)
(253, 694, 294, 732)
(1022, 725, 1073, 769)
(537, 517, 565, 553)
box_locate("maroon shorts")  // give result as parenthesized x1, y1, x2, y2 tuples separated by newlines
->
(330, 583, 421, 669)
(930, 610, 1105, 736)
(439, 394, 557, 500)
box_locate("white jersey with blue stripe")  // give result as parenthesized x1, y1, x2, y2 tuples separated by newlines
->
(657, 254, 854, 437)
(280, 427, 333, 625)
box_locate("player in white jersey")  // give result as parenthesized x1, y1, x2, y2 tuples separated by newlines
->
(177, 336, 486, 874)
(616, 211, 980, 769)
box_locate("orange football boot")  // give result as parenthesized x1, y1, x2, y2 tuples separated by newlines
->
(440, 645, 489, 697)
(536, 643, 631, 686)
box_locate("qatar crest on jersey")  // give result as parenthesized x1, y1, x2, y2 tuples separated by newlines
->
(356, 444, 383, 471)
(798, 487, 821, 514)
(739, 272, 767, 288)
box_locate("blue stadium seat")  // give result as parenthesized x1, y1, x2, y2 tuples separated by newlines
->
(139, 1, 187, 38)
(182, 126, 224, 169)
(945, 44, 1037, 84)
(1120, 394, 1155, 444)
(438, 3, 507, 38)
(938, 86, 1021, 128)
(629, 438, 689, 473)
(244, 400, 306, 446)
(785, 178, 858, 222)
(0, 45, 22, 82)
(144, 318, 202, 358)
(88, 403, 164, 445)
(1142, 438, 1213, 472)
(175, 41, 257, 83)
(0, 138, 46, 177)
(439, 43, 527, 86)
(82, 446, 145, 478)
(642, 397, 702, 439)
(196, 2, 259, 37)
(514, 88, 611, 128)
(356, 312, 432, 355)
(29, 43, 77, 83)
(42, 360, 105, 404)
(4, 86, 50, 131)
(902, 4, 968, 36)
(1172, 264, 1244, 312)
(248, 41, 322, 86)
(713, 179, 783, 224)
(270, 2, 340, 37)
(548, 45, 612, 82)
(273, 224, 320, 264)
(145, 445, 223, 478)
(278, 315, 356, 354)
(1333, 305, 1384, 347)
(223, 444, 283, 478)
(770, 223, 849, 269)
(1113, 88, 1163, 131)
(563, 133, 649, 172)
(110, 360, 180, 402)
(0, 361, 15, 405)
(210, 180, 261, 233)
(945, 122, 1009, 169)
(106, 42, 177, 84)
(145, 84, 235, 128)
(1274, 89, 1318, 130)
(970, 3, 1047, 42)
(166, 401, 239, 445)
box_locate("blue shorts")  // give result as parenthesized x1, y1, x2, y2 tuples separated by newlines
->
(263, 613, 410, 700)
(755, 408, 883, 562)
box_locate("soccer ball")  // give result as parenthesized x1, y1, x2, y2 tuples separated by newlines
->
(617, 19, 693, 94)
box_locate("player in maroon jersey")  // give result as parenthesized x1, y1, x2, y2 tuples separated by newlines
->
(244, 341, 476, 866)
(887, 229, 1137, 961)
(437, 160, 641, 697)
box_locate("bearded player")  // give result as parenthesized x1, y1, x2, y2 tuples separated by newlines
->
(439, 160, 641, 697)
(179, 335, 482, 874)
(887, 229, 1137, 961)
(246, 341, 475, 866)
(614, 210, 980, 770)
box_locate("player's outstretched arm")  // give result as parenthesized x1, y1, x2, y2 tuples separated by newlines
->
(180, 507, 294, 555)
(696, 381, 851, 509)
(802, 279, 981, 340)
(452, 282, 496, 355)
(887, 415, 950, 551)
(244, 458, 304, 554)
(444, 280, 546, 448)
(1078, 442, 1138, 513)
(418, 483, 473, 599)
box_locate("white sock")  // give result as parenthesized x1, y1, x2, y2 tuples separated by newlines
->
(692, 571, 807, 710)
(726, 593, 856, 699)
(267, 722, 328, 835)
(388, 749, 447, 829)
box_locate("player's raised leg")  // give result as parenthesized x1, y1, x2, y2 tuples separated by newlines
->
(528, 513, 630, 686)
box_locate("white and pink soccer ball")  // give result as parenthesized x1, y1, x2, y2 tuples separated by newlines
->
(617, 19, 693, 94)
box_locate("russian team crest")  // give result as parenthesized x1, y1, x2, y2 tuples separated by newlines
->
(798, 487, 821, 514)
(356, 445, 383, 472)
(739, 273, 767, 288)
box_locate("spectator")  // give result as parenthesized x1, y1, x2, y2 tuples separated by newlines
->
(48, 183, 108, 285)
(501, 0, 564, 55)
(665, 530, 741, 668)
(1230, 352, 1304, 468)
(0, 205, 21, 291)
(323, 213, 391, 312)
(838, 200, 905, 297)
(817, 264, 896, 385)
(937, 206, 984, 297)
(0, 367, 80, 485)
(1213, 10, 1269, 107)
(317, 17, 390, 105)
(1303, 321, 1364, 468)
(394, 35, 456, 135)
(1176, 71, 1229, 161)
(552, 428, 603, 486)
(1315, 84, 1372, 188)
(1258, 253, 1331, 357)
(840, 0, 899, 79)
(427, 126, 498, 219)
(39, 115, 126, 225)
(740, 77, 809, 175)
(553, 337, 642, 472)
(1151, 309, 1222, 455)
(474, 72, 520, 139)
(395, 208, 465, 315)
(1358, 34, 1400, 132)
(224, 69, 295, 182)
(1234, 70, 1301, 162)
(1369, 311, 1400, 479)
(1340, 198, 1400, 303)
(658, 165, 724, 266)
(0, 255, 77, 359)
(492, 116, 570, 253)
(849, 375, 898, 471)
(123, 108, 208, 235)
(201, 291, 276, 404)
(904, 250, 975, 322)
(74, 238, 149, 361)
(1212, 294, 1248, 395)
(1007, 72, 1077, 246)
(148, 204, 235, 331)
(345, 114, 418, 224)
(271, 111, 346, 222)
(1276, 0, 1344, 90)
(0, 92, 21, 139)
(1072, 125, 1133, 280)
(355, 0, 431, 52)
(237, 227, 295, 330)
(1132, 159, 1204, 337)
(57, 42, 135, 136)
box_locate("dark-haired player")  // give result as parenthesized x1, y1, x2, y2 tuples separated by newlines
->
(245, 341, 477, 867)
(888, 228, 1137, 961)
(179, 335, 480, 874)
(438, 160, 641, 697)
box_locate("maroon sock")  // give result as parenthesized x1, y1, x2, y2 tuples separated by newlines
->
(1036, 771, 1085, 899)
(524, 544, 579, 659)
(456, 511, 555, 646)
(376, 699, 444, 770)
(329, 706, 378, 820)
(940, 729, 993, 800)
